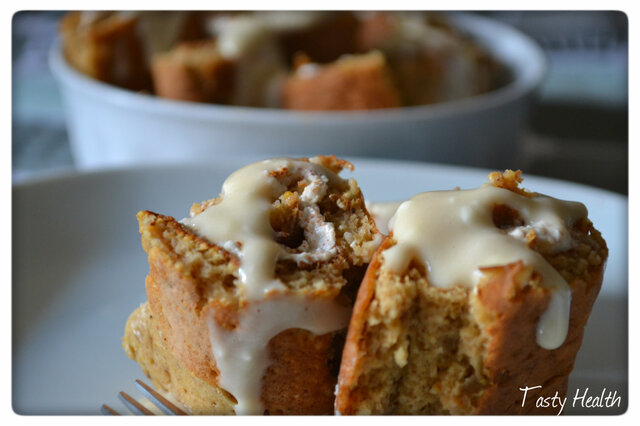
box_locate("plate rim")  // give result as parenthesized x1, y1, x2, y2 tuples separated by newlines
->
(12, 156, 629, 204)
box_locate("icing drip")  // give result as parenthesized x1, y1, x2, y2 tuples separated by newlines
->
(366, 201, 402, 235)
(207, 295, 351, 415)
(206, 12, 326, 107)
(182, 159, 287, 300)
(180, 158, 350, 413)
(384, 184, 587, 350)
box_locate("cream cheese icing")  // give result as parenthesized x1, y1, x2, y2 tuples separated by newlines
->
(180, 158, 351, 414)
(207, 295, 351, 414)
(366, 201, 403, 235)
(383, 184, 587, 350)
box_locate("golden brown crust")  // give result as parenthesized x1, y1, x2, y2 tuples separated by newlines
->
(139, 210, 352, 414)
(60, 11, 504, 109)
(335, 237, 394, 413)
(263, 329, 344, 414)
(354, 12, 446, 106)
(310, 154, 355, 174)
(282, 52, 402, 111)
(59, 11, 151, 92)
(337, 242, 606, 414)
(488, 169, 532, 197)
(472, 259, 605, 414)
(131, 157, 381, 414)
(128, 164, 607, 415)
(123, 302, 235, 414)
(355, 12, 502, 106)
(151, 40, 236, 103)
(123, 301, 345, 414)
(335, 172, 608, 415)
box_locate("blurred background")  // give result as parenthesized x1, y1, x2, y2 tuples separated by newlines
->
(12, 11, 628, 193)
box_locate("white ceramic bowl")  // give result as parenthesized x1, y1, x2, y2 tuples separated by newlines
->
(50, 13, 546, 170)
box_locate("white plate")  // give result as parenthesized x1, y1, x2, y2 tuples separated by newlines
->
(12, 158, 628, 415)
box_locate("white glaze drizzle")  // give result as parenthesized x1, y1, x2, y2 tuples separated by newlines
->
(207, 14, 289, 107)
(207, 295, 351, 414)
(202, 12, 330, 107)
(180, 158, 351, 414)
(210, 15, 270, 60)
(207, 11, 327, 58)
(366, 201, 403, 235)
(384, 184, 587, 350)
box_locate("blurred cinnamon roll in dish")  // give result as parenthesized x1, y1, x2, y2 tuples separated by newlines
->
(59, 11, 507, 110)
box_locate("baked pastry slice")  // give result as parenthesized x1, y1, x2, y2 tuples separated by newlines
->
(356, 12, 503, 106)
(282, 51, 402, 111)
(123, 156, 382, 414)
(59, 11, 151, 92)
(335, 170, 607, 414)
(59, 11, 209, 93)
(151, 40, 235, 104)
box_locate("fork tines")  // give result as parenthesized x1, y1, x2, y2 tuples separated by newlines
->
(101, 380, 187, 415)
(134, 379, 187, 415)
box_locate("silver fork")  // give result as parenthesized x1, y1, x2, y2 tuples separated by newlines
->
(101, 379, 187, 415)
